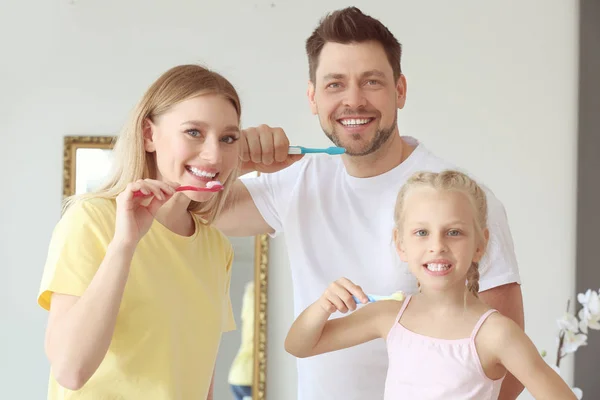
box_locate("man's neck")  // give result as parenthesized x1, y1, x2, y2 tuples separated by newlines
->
(341, 131, 415, 178)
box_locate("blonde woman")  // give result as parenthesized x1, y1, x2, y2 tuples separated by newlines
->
(38, 65, 243, 399)
(285, 170, 577, 400)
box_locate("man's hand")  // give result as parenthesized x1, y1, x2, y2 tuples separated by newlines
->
(241, 124, 303, 174)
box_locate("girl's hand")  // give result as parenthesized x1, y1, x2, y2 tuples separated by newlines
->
(318, 277, 369, 314)
(113, 179, 179, 246)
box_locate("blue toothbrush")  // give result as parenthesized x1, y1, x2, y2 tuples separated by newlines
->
(352, 291, 405, 304)
(288, 146, 346, 155)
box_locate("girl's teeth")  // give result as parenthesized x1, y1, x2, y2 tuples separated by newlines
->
(426, 263, 450, 272)
(341, 118, 371, 126)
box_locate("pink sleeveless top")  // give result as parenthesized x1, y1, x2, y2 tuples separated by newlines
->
(384, 295, 505, 400)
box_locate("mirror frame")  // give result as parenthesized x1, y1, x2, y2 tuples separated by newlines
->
(62, 135, 269, 398)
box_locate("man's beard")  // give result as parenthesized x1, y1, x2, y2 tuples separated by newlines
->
(323, 114, 397, 157)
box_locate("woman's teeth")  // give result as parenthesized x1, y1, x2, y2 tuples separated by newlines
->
(187, 166, 217, 178)
(426, 263, 451, 272)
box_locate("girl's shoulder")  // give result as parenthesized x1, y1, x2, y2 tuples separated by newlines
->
(474, 308, 522, 352)
(363, 298, 406, 338)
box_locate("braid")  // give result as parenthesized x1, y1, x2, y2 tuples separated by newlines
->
(466, 261, 480, 298)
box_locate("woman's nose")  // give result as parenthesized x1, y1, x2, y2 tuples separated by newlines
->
(200, 136, 222, 165)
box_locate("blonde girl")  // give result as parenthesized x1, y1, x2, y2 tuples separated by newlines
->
(38, 64, 242, 400)
(285, 170, 577, 400)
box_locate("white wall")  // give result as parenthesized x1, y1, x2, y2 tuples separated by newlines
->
(0, 0, 578, 399)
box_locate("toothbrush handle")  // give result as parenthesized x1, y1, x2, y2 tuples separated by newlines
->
(352, 295, 376, 304)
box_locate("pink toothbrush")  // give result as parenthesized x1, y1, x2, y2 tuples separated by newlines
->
(133, 181, 224, 198)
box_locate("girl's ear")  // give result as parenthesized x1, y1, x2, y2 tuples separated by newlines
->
(393, 228, 408, 262)
(143, 118, 156, 153)
(473, 228, 490, 262)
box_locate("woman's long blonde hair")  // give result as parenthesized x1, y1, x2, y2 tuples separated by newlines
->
(63, 64, 242, 224)
(393, 170, 488, 298)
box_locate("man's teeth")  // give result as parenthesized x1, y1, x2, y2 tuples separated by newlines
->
(340, 118, 371, 126)
(188, 167, 216, 178)
(426, 263, 451, 272)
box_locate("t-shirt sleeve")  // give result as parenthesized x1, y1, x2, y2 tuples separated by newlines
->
(37, 200, 113, 311)
(239, 160, 306, 237)
(478, 188, 522, 292)
(221, 245, 237, 333)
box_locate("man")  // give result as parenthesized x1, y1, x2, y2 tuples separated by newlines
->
(216, 7, 525, 400)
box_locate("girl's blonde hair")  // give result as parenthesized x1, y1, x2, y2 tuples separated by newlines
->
(393, 170, 488, 298)
(63, 64, 242, 224)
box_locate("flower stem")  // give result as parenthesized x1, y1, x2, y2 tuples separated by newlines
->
(556, 299, 571, 368)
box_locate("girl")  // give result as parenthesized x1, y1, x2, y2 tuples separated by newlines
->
(38, 64, 243, 399)
(285, 170, 577, 400)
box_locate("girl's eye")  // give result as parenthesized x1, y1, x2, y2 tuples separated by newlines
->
(415, 230, 427, 237)
(448, 230, 461, 237)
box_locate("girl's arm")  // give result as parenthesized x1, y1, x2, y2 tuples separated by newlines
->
(285, 278, 399, 358)
(484, 315, 577, 400)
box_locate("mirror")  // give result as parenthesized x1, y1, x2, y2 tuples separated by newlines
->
(63, 136, 269, 400)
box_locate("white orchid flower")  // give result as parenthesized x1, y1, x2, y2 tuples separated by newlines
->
(577, 289, 600, 333)
(578, 308, 600, 334)
(561, 330, 588, 355)
(557, 312, 579, 333)
(577, 289, 600, 318)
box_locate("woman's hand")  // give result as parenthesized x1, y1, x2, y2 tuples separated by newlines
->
(113, 179, 179, 246)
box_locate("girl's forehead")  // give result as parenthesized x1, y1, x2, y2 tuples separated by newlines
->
(403, 188, 475, 222)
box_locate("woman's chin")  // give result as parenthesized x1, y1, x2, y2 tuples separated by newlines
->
(183, 191, 215, 203)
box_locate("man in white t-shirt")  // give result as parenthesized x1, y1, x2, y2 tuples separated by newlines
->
(216, 6, 525, 400)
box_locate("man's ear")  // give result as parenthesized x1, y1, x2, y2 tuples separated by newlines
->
(474, 228, 490, 262)
(143, 118, 156, 153)
(393, 228, 408, 262)
(396, 74, 407, 110)
(307, 80, 318, 115)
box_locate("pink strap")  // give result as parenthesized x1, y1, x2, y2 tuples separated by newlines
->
(394, 294, 412, 323)
(470, 309, 498, 339)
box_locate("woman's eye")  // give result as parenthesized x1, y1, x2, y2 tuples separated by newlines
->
(221, 136, 239, 144)
(186, 129, 201, 138)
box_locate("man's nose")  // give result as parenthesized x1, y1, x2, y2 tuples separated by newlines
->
(342, 84, 368, 109)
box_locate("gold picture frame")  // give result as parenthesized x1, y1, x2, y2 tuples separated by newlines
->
(62, 135, 269, 398)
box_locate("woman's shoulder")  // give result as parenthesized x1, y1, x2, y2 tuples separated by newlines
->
(59, 197, 116, 231)
(63, 196, 116, 219)
(197, 219, 234, 255)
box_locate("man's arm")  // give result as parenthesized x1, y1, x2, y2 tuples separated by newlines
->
(215, 181, 274, 237)
(479, 282, 525, 400)
(207, 370, 215, 400)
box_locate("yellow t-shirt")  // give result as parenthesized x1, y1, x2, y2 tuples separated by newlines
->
(228, 281, 254, 386)
(38, 198, 235, 400)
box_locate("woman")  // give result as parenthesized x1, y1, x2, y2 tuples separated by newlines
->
(38, 64, 243, 399)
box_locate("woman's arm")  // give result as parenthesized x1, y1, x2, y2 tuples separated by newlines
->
(44, 179, 176, 390)
(45, 241, 136, 390)
(484, 315, 577, 400)
(285, 277, 400, 358)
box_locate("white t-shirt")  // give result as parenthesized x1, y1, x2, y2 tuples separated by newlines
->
(240, 137, 521, 400)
